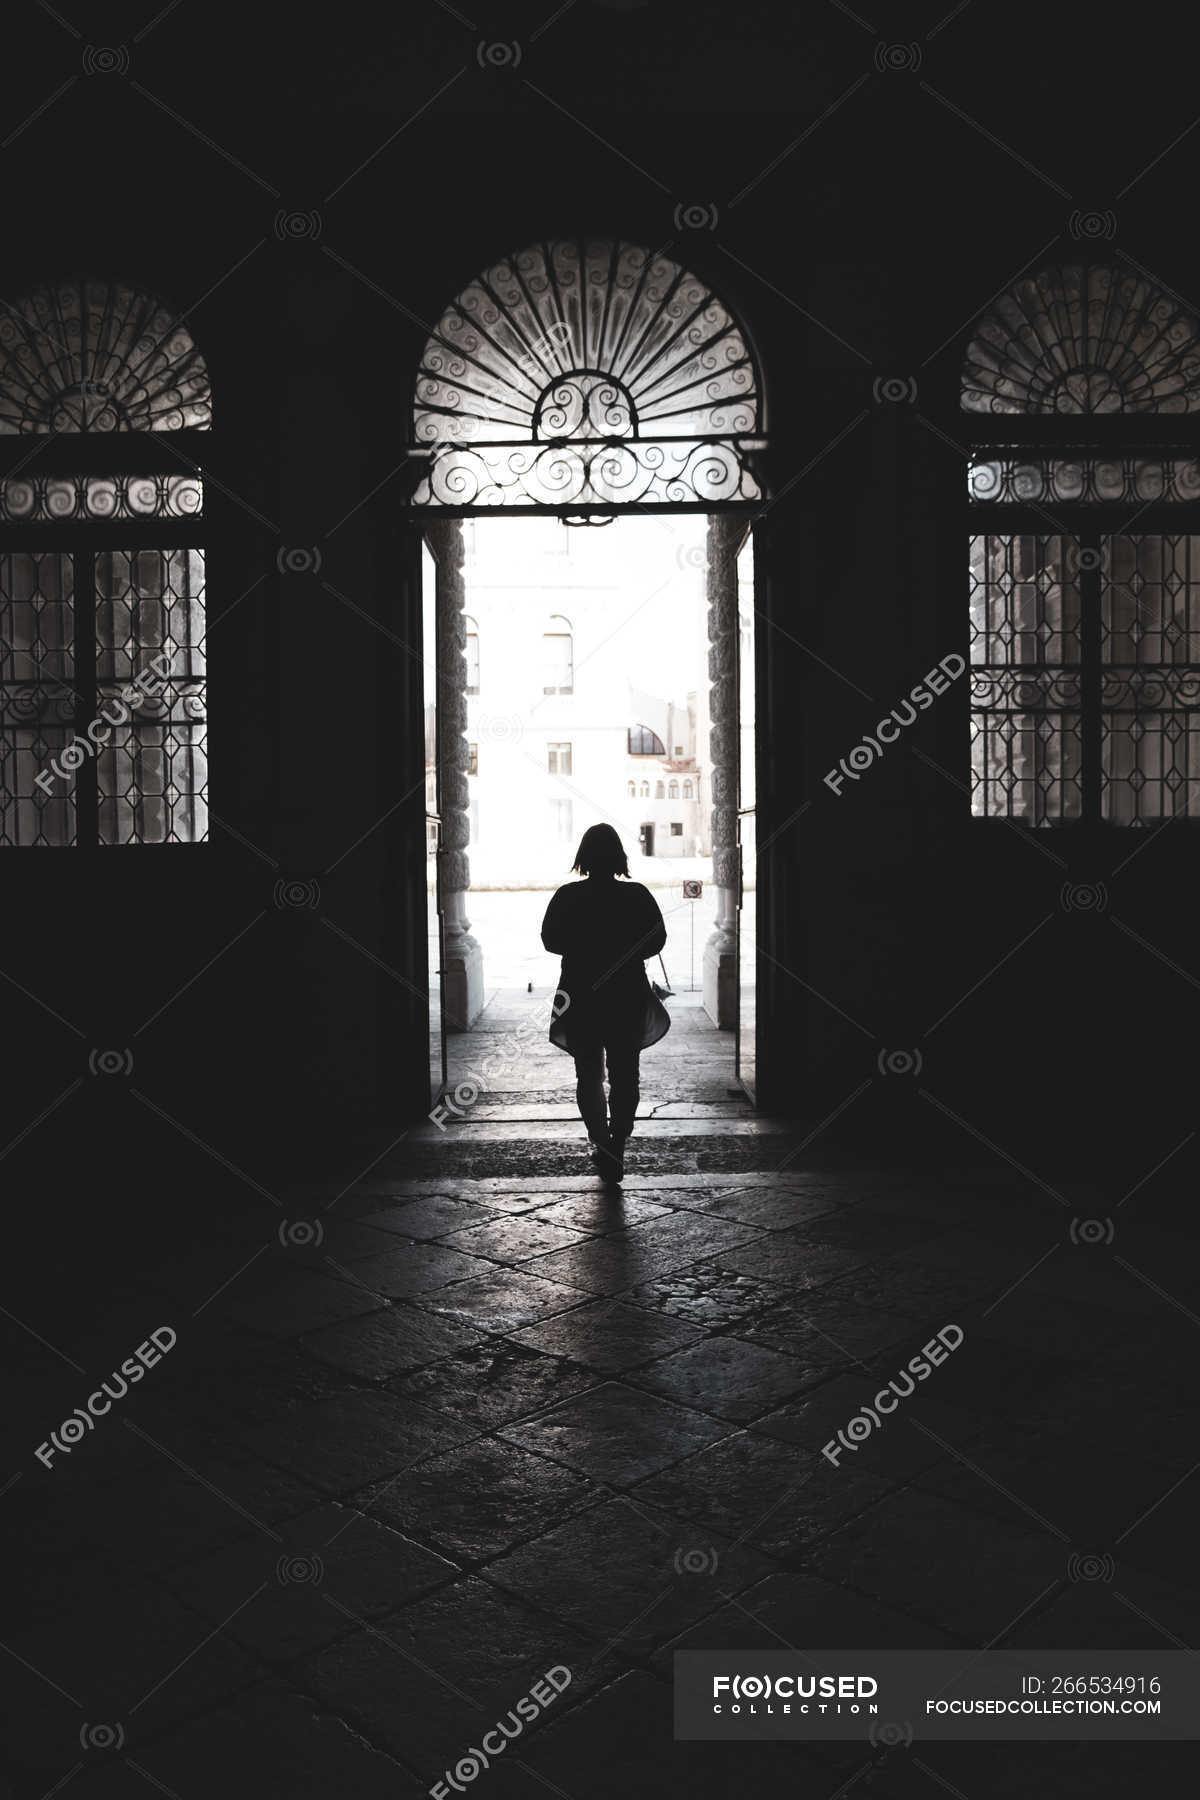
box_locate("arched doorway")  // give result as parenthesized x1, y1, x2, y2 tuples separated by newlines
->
(411, 238, 765, 1108)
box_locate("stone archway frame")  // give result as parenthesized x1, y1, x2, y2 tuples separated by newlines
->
(703, 513, 747, 1030)
(423, 517, 483, 1032)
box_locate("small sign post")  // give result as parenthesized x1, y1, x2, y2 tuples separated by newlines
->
(682, 879, 702, 991)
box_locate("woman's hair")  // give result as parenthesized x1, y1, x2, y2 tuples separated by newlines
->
(572, 823, 630, 878)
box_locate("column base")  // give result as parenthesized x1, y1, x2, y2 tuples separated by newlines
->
(444, 939, 485, 1032)
(702, 936, 737, 1030)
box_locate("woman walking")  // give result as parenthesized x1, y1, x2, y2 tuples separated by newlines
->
(541, 824, 669, 1183)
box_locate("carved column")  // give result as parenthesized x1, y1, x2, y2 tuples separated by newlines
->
(425, 518, 484, 1030)
(704, 514, 741, 1028)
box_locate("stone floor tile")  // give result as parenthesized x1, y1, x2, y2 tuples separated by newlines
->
(485, 1497, 775, 1661)
(807, 1488, 1067, 1640)
(355, 1436, 602, 1562)
(626, 1333, 822, 1421)
(413, 1267, 589, 1331)
(506, 1298, 706, 1371)
(240, 1391, 471, 1495)
(301, 1304, 481, 1380)
(297, 1576, 602, 1781)
(437, 1213, 594, 1263)
(165, 1501, 459, 1657)
(501, 1381, 730, 1486)
(389, 1339, 596, 1430)
(634, 1429, 895, 1559)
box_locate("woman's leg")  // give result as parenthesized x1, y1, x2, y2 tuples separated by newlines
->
(572, 1043, 608, 1142)
(605, 1042, 641, 1141)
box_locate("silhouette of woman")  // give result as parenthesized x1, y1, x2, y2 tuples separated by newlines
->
(541, 824, 669, 1182)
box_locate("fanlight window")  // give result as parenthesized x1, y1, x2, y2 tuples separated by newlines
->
(963, 264, 1200, 825)
(628, 724, 665, 757)
(412, 239, 762, 509)
(0, 280, 209, 846)
(962, 264, 1200, 415)
(0, 279, 211, 433)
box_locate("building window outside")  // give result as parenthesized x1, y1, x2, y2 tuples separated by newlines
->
(543, 618, 574, 694)
(628, 724, 665, 756)
(670, 821, 683, 836)
(464, 619, 480, 695)
(467, 742, 478, 776)
(548, 741, 572, 775)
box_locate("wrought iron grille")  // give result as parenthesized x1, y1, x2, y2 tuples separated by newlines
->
(411, 239, 763, 510)
(964, 266, 1200, 823)
(962, 264, 1200, 415)
(0, 544, 208, 846)
(0, 279, 211, 846)
(0, 280, 211, 433)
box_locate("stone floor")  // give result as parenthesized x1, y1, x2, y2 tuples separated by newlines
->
(3, 1005, 1195, 1796)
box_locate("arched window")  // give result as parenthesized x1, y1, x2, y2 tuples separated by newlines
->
(639, 780, 649, 798)
(464, 616, 480, 695)
(668, 779, 679, 799)
(963, 264, 1200, 826)
(0, 279, 210, 846)
(683, 779, 694, 799)
(627, 724, 665, 757)
(655, 780, 665, 799)
(543, 614, 573, 694)
(412, 239, 762, 510)
(627, 780, 636, 797)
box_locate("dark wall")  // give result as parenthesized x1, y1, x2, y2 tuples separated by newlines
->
(2, 0, 1196, 1195)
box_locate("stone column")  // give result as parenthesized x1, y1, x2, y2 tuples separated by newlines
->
(424, 518, 484, 1031)
(703, 514, 741, 1028)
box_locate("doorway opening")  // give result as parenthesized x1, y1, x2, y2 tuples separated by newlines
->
(423, 512, 757, 1121)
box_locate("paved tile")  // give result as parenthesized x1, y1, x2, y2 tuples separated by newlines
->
(166, 1502, 459, 1656)
(301, 1304, 481, 1380)
(807, 1488, 1066, 1639)
(355, 1437, 601, 1562)
(628, 1262, 786, 1327)
(634, 1429, 895, 1559)
(114, 1684, 416, 1798)
(626, 1334, 821, 1421)
(508, 1298, 706, 1372)
(485, 1496, 775, 1660)
(390, 1339, 596, 1429)
(438, 1213, 594, 1262)
(345, 1243, 499, 1297)
(298, 1575, 601, 1779)
(241, 1392, 471, 1495)
(413, 1267, 589, 1331)
(522, 1192, 675, 1233)
(501, 1381, 729, 1485)
(361, 1195, 503, 1239)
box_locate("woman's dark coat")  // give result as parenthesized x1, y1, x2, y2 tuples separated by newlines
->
(541, 877, 670, 1055)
